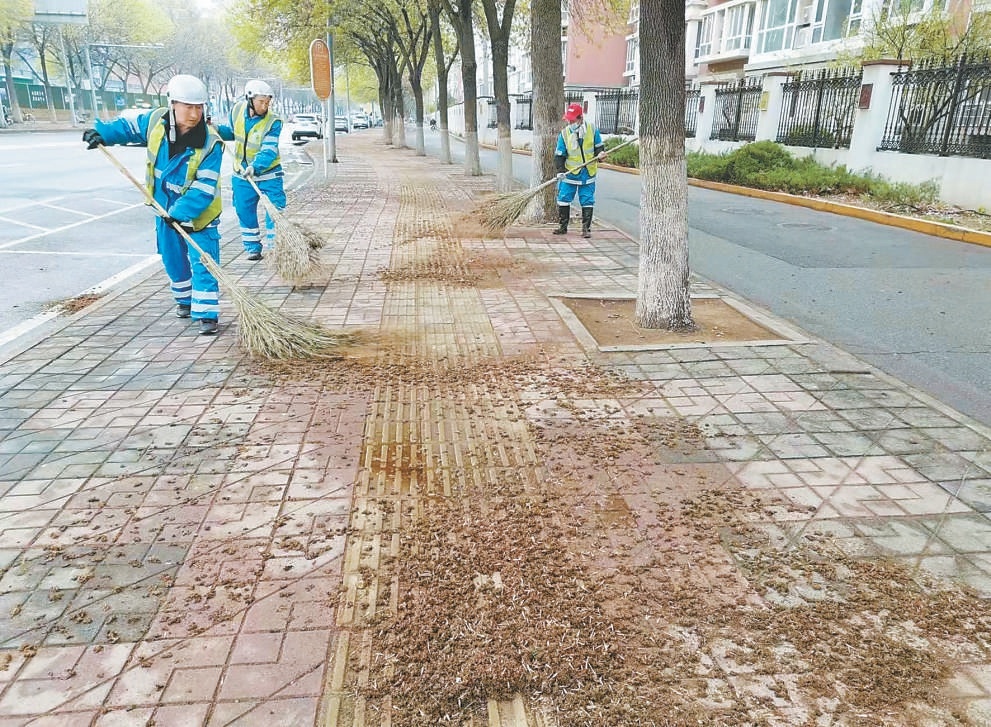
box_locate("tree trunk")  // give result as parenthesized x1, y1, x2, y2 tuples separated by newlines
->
(481, 0, 517, 191)
(411, 78, 425, 155)
(635, 0, 694, 331)
(2, 44, 23, 122)
(429, 1, 453, 164)
(453, 1, 481, 175)
(527, 0, 564, 220)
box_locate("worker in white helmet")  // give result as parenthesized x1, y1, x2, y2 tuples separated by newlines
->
(82, 74, 224, 336)
(215, 79, 286, 261)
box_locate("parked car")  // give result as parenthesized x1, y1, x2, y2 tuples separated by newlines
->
(335, 116, 349, 133)
(351, 113, 369, 129)
(292, 113, 324, 141)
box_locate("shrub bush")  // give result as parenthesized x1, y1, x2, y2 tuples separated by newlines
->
(603, 136, 639, 168)
(685, 142, 938, 207)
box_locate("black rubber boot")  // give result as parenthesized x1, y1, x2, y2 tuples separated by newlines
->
(553, 206, 569, 235)
(581, 207, 593, 238)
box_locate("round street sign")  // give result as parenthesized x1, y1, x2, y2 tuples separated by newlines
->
(310, 39, 331, 100)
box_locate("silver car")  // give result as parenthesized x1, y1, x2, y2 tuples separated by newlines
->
(292, 113, 324, 141)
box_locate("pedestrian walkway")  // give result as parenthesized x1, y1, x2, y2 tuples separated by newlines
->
(1, 133, 990, 726)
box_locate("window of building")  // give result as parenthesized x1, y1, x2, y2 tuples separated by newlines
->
(756, 0, 857, 53)
(625, 35, 639, 74)
(696, 14, 714, 57)
(723, 3, 755, 51)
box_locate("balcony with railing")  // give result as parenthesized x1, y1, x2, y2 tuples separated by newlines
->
(695, 0, 756, 65)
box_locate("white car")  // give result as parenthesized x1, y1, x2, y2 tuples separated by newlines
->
(292, 113, 324, 141)
(351, 113, 369, 129)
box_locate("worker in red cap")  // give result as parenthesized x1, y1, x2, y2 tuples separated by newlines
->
(553, 102, 608, 237)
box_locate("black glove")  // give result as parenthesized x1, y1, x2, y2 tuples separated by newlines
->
(162, 216, 194, 233)
(82, 128, 104, 150)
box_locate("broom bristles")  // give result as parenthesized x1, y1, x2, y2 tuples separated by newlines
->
(194, 237, 345, 358)
(477, 185, 545, 233)
(258, 196, 328, 284)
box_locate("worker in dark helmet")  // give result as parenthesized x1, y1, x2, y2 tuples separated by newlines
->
(553, 102, 608, 238)
(81, 74, 223, 336)
(215, 79, 285, 261)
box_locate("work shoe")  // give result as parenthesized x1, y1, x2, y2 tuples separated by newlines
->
(175, 304, 191, 319)
(198, 319, 218, 336)
(581, 207, 594, 239)
(246, 251, 263, 261)
(553, 205, 569, 235)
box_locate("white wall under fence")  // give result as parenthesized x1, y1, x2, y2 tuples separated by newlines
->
(686, 60, 991, 210)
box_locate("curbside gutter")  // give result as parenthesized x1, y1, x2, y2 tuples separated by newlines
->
(686, 177, 991, 249)
(490, 141, 991, 249)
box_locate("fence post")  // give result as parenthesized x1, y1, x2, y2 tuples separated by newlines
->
(848, 59, 903, 165)
(939, 55, 967, 156)
(583, 91, 598, 128)
(692, 82, 720, 152)
(756, 72, 790, 143)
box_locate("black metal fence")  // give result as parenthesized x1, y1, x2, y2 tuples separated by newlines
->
(595, 88, 638, 134)
(776, 67, 861, 149)
(878, 54, 991, 158)
(511, 90, 585, 130)
(511, 93, 532, 130)
(710, 78, 763, 142)
(685, 85, 701, 138)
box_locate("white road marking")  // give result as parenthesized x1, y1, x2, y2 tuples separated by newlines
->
(0, 250, 149, 257)
(0, 195, 73, 214)
(0, 215, 48, 231)
(0, 254, 159, 348)
(0, 203, 144, 250)
(37, 201, 98, 218)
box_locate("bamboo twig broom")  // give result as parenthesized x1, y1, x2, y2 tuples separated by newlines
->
(224, 144, 327, 286)
(98, 144, 347, 359)
(476, 136, 639, 234)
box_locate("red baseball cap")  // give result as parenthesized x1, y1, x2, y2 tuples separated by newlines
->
(563, 102, 584, 122)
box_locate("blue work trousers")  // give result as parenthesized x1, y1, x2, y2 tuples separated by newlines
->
(231, 176, 287, 254)
(556, 179, 596, 208)
(156, 217, 221, 322)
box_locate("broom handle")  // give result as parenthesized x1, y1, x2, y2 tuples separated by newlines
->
(97, 144, 212, 260)
(222, 142, 267, 198)
(548, 135, 639, 185)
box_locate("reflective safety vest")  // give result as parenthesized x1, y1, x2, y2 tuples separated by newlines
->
(562, 121, 598, 177)
(231, 100, 280, 173)
(146, 107, 222, 231)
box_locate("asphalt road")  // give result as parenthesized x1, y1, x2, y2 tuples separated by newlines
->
(0, 132, 157, 344)
(422, 132, 991, 429)
(0, 127, 312, 348)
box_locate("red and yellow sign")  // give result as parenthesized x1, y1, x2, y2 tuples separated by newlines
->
(309, 39, 331, 100)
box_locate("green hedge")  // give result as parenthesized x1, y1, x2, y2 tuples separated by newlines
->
(598, 139, 940, 209)
(686, 141, 939, 207)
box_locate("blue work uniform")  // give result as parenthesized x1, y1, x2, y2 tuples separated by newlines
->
(555, 121, 603, 209)
(217, 101, 286, 255)
(95, 109, 223, 323)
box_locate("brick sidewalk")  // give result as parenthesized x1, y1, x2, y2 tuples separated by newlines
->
(1, 134, 991, 725)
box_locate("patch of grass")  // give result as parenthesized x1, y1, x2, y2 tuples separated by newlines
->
(686, 142, 940, 210)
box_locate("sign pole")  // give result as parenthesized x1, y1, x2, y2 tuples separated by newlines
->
(327, 32, 338, 165)
(308, 38, 333, 179)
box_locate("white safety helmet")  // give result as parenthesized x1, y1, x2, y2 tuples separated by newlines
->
(245, 79, 274, 99)
(167, 74, 208, 105)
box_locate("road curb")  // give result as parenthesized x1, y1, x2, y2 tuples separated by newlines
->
(686, 177, 991, 249)
(483, 141, 991, 250)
